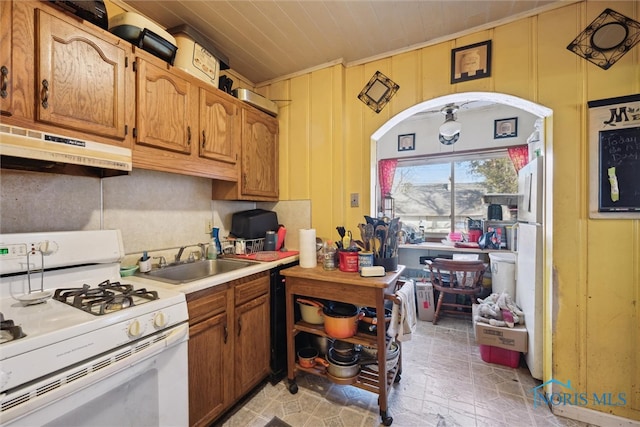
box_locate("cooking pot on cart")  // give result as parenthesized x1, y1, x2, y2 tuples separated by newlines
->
(296, 298, 325, 324)
(358, 306, 392, 335)
(321, 302, 363, 339)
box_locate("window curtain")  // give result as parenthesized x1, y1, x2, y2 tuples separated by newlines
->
(378, 159, 398, 200)
(507, 145, 529, 173)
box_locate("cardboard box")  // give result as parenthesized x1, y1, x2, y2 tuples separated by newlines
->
(473, 304, 528, 353)
(415, 282, 435, 321)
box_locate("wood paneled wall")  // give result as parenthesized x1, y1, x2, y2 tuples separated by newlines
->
(259, 1, 639, 421)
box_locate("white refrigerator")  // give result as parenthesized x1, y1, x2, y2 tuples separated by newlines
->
(516, 156, 543, 380)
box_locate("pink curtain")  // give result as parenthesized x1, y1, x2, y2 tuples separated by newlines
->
(378, 159, 398, 200)
(507, 145, 529, 173)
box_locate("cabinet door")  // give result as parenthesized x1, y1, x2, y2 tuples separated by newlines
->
(240, 107, 279, 198)
(36, 10, 126, 140)
(188, 313, 229, 427)
(135, 58, 192, 154)
(0, 1, 11, 116)
(199, 87, 239, 165)
(234, 292, 270, 398)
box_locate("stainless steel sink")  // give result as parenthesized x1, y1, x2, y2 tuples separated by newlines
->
(136, 259, 255, 284)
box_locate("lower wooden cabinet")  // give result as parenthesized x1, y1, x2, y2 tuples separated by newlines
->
(186, 271, 270, 427)
(234, 275, 271, 398)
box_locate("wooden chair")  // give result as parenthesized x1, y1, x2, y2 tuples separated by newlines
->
(426, 258, 486, 325)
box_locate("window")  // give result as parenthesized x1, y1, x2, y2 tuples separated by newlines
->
(390, 150, 517, 237)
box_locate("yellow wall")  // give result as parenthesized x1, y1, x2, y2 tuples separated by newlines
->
(261, 0, 640, 421)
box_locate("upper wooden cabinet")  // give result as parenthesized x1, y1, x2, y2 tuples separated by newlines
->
(3, 1, 274, 189)
(241, 107, 279, 199)
(36, 9, 127, 140)
(0, 1, 12, 116)
(134, 58, 193, 154)
(131, 54, 239, 181)
(212, 106, 279, 201)
(199, 87, 239, 166)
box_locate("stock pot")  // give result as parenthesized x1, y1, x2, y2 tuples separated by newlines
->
(322, 302, 363, 339)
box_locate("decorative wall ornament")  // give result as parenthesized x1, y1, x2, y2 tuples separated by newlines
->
(567, 8, 640, 70)
(494, 117, 518, 139)
(397, 133, 415, 151)
(451, 40, 491, 83)
(358, 71, 399, 113)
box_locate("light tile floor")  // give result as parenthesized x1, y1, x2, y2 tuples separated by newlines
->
(219, 317, 591, 427)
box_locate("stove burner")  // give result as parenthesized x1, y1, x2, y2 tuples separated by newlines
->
(53, 281, 159, 315)
(0, 313, 26, 344)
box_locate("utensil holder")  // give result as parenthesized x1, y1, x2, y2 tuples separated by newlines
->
(374, 256, 398, 272)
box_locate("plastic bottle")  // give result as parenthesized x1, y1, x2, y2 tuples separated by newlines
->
(207, 227, 221, 259)
(213, 227, 222, 254)
(323, 241, 336, 271)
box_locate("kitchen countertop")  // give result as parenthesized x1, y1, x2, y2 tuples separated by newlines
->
(126, 254, 299, 294)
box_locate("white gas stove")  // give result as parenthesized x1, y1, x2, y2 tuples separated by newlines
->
(0, 230, 188, 426)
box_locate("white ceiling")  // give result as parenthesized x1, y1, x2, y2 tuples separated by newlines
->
(117, 0, 565, 85)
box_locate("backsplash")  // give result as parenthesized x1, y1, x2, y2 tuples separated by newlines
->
(0, 169, 310, 264)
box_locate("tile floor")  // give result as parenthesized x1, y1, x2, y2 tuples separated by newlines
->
(219, 317, 590, 427)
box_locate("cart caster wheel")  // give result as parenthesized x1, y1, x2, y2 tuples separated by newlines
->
(287, 381, 298, 394)
(380, 410, 393, 426)
(394, 374, 401, 383)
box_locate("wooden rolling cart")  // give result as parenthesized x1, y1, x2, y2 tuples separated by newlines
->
(281, 265, 406, 426)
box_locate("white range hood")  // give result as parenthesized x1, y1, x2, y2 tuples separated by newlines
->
(0, 124, 132, 176)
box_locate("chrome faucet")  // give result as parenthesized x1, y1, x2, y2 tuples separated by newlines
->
(175, 244, 206, 263)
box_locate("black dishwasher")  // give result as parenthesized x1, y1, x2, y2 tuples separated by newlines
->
(269, 260, 298, 384)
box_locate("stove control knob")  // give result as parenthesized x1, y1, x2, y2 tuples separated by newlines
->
(153, 312, 167, 329)
(128, 319, 142, 338)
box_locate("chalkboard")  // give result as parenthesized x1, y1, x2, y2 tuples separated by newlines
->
(598, 126, 640, 212)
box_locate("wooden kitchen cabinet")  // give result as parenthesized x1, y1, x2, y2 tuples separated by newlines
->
(186, 286, 231, 427)
(0, 1, 12, 116)
(134, 58, 193, 155)
(131, 53, 239, 181)
(185, 271, 270, 427)
(199, 86, 240, 166)
(234, 274, 271, 398)
(3, 1, 130, 147)
(36, 9, 127, 140)
(212, 106, 279, 201)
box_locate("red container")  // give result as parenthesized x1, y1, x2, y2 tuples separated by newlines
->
(479, 344, 520, 368)
(468, 229, 482, 243)
(338, 250, 359, 272)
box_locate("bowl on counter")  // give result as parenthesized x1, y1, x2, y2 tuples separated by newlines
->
(119, 265, 139, 277)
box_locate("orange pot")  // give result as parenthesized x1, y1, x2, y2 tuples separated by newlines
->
(322, 303, 364, 339)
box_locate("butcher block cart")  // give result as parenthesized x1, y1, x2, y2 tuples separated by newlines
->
(281, 265, 406, 426)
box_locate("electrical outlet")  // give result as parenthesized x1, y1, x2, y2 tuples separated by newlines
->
(205, 220, 213, 233)
(350, 193, 359, 208)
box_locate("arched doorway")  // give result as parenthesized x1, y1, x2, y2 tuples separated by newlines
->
(370, 91, 553, 382)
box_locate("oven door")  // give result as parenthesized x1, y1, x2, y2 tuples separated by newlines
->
(2, 323, 188, 427)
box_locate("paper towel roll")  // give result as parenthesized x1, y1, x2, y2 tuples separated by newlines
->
(299, 228, 317, 268)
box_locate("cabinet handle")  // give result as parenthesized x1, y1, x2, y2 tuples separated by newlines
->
(41, 79, 49, 109)
(187, 126, 191, 145)
(223, 324, 228, 344)
(0, 66, 8, 99)
(237, 318, 242, 336)
(201, 130, 206, 148)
